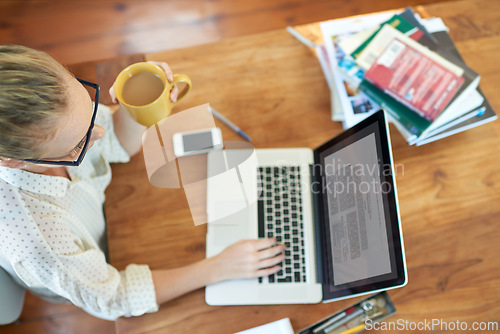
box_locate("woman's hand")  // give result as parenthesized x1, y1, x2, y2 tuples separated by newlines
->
(150, 238, 285, 305)
(209, 238, 286, 282)
(108, 61, 179, 103)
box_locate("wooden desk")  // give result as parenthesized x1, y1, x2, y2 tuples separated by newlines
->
(73, 0, 500, 332)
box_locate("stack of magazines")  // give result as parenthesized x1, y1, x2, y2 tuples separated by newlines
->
(317, 7, 496, 145)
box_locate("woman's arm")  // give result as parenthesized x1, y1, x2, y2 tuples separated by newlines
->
(112, 106, 146, 157)
(151, 238, 285, 304)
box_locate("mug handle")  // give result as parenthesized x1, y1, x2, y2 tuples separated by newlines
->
(171, 74, 192, 105)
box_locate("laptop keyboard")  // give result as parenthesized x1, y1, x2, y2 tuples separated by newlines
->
(257, 166, 307, 284)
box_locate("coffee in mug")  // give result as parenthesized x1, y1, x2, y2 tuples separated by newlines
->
(114, 62, 192, 127)
(122, 72, 165, 106)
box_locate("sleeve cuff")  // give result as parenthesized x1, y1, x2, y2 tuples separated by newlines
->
(124, 264, 159, 316)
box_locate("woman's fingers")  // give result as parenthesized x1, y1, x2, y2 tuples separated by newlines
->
(170, 85, 179, 102)
(213, 238, 288, 281)
(145, 61, 178, 102)
(257, 244, 286, 261)
(254, 237, 278, 251)
(147, 61, 174, 82)
(254, 240, 285, 278)
(257, 253, 285, 270)
(109, 83, 117, 103)
(256, 265, 282, 277)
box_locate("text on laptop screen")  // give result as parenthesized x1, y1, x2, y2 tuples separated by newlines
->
(315, 116, 403, 298)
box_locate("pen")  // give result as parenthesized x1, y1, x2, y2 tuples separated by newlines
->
(286, 26, 317, 48)
(312, 307, 354, 334)
(323, 300, 374, 334)
(210, 108, 251, 141)
(323, 308, 364, 333)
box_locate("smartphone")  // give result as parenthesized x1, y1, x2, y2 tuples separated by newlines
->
(173, 128, 223, 157)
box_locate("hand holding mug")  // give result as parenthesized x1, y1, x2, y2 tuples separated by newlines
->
(111, 61, 192, 127)
(110, 61, 179, 103)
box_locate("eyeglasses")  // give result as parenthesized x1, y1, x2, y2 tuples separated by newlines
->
(24, 78, 100, 167)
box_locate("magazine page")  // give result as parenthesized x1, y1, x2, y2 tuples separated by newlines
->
(320, 11, 396, 128)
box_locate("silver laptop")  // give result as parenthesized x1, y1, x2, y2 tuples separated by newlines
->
(205, 110, 407, 305)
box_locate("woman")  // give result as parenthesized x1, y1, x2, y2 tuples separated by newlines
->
(0, 45, 284, 320)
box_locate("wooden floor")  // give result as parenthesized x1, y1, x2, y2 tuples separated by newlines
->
(0, 0, 462, 333)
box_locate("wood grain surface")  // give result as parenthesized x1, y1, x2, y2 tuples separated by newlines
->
(110, 0, 500, 333)
(0, 0, 458, 65)
(2, 0, 497, 333)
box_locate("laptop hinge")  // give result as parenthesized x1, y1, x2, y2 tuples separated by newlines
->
(310, 163, 324, 284)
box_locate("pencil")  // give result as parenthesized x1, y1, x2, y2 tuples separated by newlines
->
(337, 324, 365, 334)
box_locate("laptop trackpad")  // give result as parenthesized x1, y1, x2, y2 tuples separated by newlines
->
(208, 224, 248, 250)
(259, 285, 307, 301)
(207, 203, 256, 255)
(208, 200, 255, 226)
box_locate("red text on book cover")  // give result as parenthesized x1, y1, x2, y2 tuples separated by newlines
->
(364, 38, 464, 121)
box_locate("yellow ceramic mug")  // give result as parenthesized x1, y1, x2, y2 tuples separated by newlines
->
(114, 62, 192, 127)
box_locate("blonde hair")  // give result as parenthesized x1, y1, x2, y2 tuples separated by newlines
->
(0, 45, 69, 160)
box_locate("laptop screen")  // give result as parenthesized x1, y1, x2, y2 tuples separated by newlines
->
(313, 110, 406, 301)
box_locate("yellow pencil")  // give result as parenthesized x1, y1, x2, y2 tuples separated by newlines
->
(337, 324, 365, 334)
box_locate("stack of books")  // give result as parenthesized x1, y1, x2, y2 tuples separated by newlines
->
(316, 7, 496, 145)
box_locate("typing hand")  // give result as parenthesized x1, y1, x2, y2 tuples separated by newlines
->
(211, 238, 285, 282)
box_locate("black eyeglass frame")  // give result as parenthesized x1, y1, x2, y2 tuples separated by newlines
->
(24, 78, 100, 167)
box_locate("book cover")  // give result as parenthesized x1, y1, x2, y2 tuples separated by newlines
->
(358, 24, 481, 137)
(399, 7, 438, 49)
(368, 16, 495, 145)
(408, 19, 482, 133)
(356, 24, 465, 74)
(337, 13, 428, 88)
(415, 90, 496, 145)
(410, 88, 484, 143)
(350, 14, 423, 59)
(328, 11, 443, 130)
(359, 79, 429, 139)
(411, 20, 497, 144)
(318, 9, 494, 145)
(319, 11, 395, 125)
(363, 35, 465, 122)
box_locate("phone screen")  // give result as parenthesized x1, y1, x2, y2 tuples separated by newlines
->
(183, 132, 214, 152)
